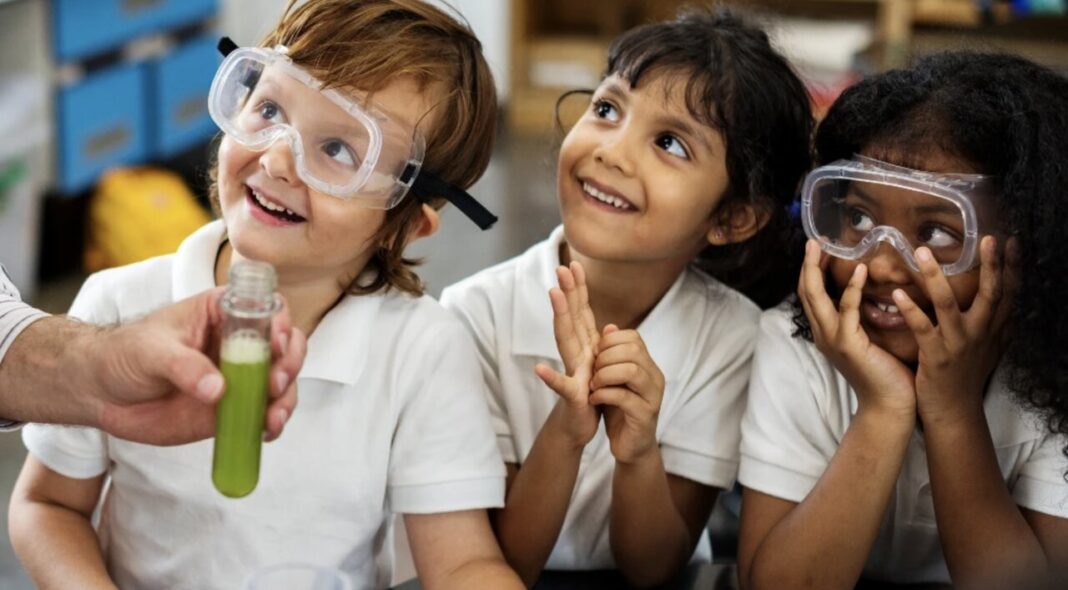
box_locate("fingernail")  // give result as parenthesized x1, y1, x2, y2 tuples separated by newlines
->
(197, 374, 224, 402)
(892, 289, 906, 303)
(278, 408, 289, 427)
(917, 248, 932, 262)
(274, 371, 289, 394)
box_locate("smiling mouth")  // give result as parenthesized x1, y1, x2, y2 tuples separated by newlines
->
(861, 297, 907, 331)
(582, 181, 636, 211)
(246, 185, 305, 223)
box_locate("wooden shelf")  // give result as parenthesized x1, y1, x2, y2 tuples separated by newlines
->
(507, 1, 1060, 135)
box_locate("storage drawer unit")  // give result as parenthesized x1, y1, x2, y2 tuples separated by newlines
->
(52, 0, 218, 62)
(150, 34, 220, 157)
(56, 62, 149, 193)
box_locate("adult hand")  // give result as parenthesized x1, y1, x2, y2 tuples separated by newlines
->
(895, 237, 1017, 426)
(88, 288, 306, 445)
(797, 240, 916, 418)
(590, 324, 664, 465)
(534, 262, 601, 449)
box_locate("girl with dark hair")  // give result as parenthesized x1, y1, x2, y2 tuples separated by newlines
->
(442, 8, 812, 587)
(738, 51, 1068, 590)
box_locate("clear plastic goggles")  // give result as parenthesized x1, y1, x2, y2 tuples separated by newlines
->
(208, 38, 497, 229)
(801, 156, 995, 275)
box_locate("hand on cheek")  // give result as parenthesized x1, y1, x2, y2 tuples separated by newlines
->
(798, 239, 917, 418)
(893, 237, 1017, 426)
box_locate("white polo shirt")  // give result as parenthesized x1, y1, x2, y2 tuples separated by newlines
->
(739, 304, 1068, 584)
(440, 226, 761, 569)
(22, 221, 506, 590)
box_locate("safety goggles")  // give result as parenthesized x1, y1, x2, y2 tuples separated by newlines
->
(207, 38, 497, 229)
(800, 155, 995, 275)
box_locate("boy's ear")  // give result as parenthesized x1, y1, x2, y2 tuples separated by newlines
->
(707, 202, 771, 246)
(409, 203, 440, 241)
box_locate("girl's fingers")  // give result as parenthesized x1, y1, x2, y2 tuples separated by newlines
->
(593, 339, 645, 370)
(965, 236, 1002, 332)
(570, 261, 600, 348)
(801, 240, 840, 337)
(991, 236, 1020, 334)
(838, 264, 867, 336)
(549, 287, 582, 372)
(914, 247, 965, 344)
(557, 266, 590, 349)
(590, 362, 658, 403)
(589, 386, 650, 420)
(893, 289, 943, 355)
(535, 363, 580, 401)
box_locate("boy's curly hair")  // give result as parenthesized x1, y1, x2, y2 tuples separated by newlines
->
(794, 51, 1068, 451)
(600, 8, 814, 309)
(211, 0, 497, 296)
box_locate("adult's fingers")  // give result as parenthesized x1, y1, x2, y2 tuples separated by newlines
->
(159, 340, 224, 404)
(263, 379, 296, 442)
(269, 326, 306, 400)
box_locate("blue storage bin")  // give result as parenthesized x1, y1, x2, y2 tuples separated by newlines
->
(57, 62, 150, 193)
(53, 0, 218, 62)
(150, 35, 221, 157)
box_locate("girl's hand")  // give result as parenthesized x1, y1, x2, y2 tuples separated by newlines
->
(535, 262, 601, 448)
(894, 237, 1017, 426)
(590, 325, 665, 465)
(798, 240, 917, 418)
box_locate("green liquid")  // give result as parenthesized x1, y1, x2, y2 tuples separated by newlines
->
(212, 341, 270, 498)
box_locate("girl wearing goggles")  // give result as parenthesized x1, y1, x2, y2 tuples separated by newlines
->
(739, 52, 1068, 590)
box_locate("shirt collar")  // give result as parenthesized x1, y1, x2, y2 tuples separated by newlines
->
(510, 225, 694, 379)
(172, 220, 226, 300)
(171, 219, 375, 386)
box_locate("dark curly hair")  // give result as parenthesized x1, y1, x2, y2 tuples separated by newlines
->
(562, 7, 813, 309)
(792, 51, 1068, 449)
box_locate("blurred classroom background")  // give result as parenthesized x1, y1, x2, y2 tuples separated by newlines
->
(1, 1, 1066, 588)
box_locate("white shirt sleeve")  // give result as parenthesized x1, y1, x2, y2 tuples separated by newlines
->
(658, 302, 758, 489)
(387, 314, 506, 514)
(20, 273, 112, 477)
(1013, 432, 1068, 518)
(738, 308, 842, 502)
(440, 284, 517, 463)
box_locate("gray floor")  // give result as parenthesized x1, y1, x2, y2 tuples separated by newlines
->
(0, 132, 564, 589)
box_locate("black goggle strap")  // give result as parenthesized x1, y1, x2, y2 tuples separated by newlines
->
(218, 36, 239, 57)
(217, 37, 262, 89)
(404, 165, 498, 230)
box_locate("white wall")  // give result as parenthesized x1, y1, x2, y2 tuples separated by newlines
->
(220, 0, 511, 100)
